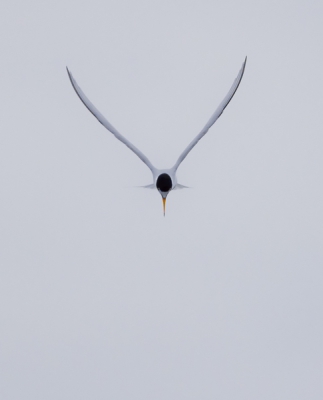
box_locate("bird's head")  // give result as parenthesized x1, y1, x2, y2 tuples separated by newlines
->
(156, 173, 173, 216)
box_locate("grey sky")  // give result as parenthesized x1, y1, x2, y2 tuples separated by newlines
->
(0, 0, 322, 399)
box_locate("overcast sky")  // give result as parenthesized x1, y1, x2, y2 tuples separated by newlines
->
(0, 0, 322, 399)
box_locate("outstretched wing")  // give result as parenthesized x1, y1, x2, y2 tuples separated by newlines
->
(67, 68, 156, 173)
(173, 57, 247, 171)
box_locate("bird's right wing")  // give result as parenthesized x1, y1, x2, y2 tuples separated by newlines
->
(172, 57, 247, 171)
(67, 68, 156, 173)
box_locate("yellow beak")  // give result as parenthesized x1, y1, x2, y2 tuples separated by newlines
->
(162, 198, 166, 216)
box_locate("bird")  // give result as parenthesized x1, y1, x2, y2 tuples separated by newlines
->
(67, 57, 247, 215)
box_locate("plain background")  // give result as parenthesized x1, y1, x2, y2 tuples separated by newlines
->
(1, 0, 322, 399)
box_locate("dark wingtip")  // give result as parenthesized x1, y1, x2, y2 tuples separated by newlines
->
(66, 67, 74, 87)
(241, 56, 247, 76)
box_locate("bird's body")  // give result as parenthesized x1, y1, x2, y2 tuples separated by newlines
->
(67, 58, 247, 214)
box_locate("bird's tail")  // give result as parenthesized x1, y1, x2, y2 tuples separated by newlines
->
(174, 184, 190, 189)
(136, 184, 155, 189)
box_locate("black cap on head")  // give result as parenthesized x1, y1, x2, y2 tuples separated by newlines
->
(156, 173, 172, 192)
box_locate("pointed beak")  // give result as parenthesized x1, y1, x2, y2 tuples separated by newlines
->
(162, 197, 166, 216)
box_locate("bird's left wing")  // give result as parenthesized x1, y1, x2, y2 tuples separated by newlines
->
(67, 68, 156, 173)
(172, 57, 247, 171)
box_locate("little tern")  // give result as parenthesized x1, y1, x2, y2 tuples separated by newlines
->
(67, 57, 246, 215)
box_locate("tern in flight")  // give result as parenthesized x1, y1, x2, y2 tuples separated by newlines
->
(67, 57, 246, 215)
